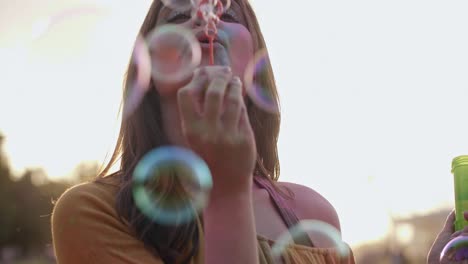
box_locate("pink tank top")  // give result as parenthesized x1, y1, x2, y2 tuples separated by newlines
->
(253, 175, 315, 247)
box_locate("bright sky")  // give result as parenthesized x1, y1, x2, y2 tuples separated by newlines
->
(1, 0, 468, 247)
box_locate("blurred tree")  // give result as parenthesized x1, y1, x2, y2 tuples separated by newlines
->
(10, 170, 45, 253)
(71, 160, 100, 184)
(0, 133, 11, 182)
(0, 132, 16, 249)
(0, 130, 99, 259)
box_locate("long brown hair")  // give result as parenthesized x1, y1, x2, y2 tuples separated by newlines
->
(96, 0, 289, 262)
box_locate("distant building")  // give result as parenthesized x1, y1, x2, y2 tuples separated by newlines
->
(354, 208, 452, 264)
(394, 209, 452, 261)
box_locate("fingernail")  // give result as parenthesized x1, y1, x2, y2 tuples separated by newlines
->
(223, 66, 231, 73)
(232, 76, 241, 83)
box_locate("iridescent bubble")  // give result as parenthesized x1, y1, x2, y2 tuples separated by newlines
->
(271, 220, 350, 262)
(123, 35, 152, 119)
(147, 24, 201, 86)
(162, 0, 199, 11)
(132, 146, 212, 225)
(244, 49, 279, 114)
(440, 236, 468, 262)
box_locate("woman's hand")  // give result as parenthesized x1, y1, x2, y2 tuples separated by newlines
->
(177, 66, 256, 199)
(428, 210, 468, 264)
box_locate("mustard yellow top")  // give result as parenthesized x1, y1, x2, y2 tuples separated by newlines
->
(52, 179, 355, 264)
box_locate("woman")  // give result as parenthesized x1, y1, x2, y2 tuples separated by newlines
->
(51, 0, 356, 263)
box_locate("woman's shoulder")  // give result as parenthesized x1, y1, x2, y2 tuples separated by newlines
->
(276, 181, 341, 232)
(51, 178, 168, 263)
(51, 176, 123, 235)
(53, 176, 120, 211)
(51, 176, 156, 263)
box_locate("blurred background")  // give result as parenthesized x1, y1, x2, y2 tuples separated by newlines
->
(1, 0, 468, 263)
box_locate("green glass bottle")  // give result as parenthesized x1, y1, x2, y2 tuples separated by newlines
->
(452, 155, 468, 231)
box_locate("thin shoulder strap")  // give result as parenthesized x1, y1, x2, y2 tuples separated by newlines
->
(253, 175, 314, 247)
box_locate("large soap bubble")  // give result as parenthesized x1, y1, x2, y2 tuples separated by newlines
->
(132, 146, 212, 225)
(147, 24, 201, 86)
(271, 220, 350, 262)
(440, 236, 468, 262)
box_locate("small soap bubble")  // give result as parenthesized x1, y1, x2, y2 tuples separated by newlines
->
(244, 49, 279, 114)
(440, 236, 468, 262)
(132, 146, 212, 225)
(123, 35, 152, 119)
(147, 25, 201, 86)
(271, 220, 349, 262)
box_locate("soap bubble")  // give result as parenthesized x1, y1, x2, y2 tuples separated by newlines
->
(440, 236, 468, 262)
(147, 24, 201, 86)
(132, 146, 212, 225)
(123, 35, 152, 119)
(244, 49, 279, 114)
(271, 220, 350, 262)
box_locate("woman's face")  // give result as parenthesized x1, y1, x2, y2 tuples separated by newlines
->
(154, 0, 254, 81)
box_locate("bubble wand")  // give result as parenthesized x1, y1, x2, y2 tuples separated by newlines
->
(192, 0, 225, 65)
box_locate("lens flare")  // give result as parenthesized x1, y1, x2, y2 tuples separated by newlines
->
(31, 6, 105, 41)
(147, 25, 201, 86)
(29, 5, 107, 62)
(132, 146, 212, 225)
(244, 49, 279, 114)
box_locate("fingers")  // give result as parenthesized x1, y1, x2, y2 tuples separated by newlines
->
(451, 226, 468, 239)
(178, 69, 208, 124)
(434, 210, 456, 248)
(439, 211, 468, 263)
(450, 230, 463, 239)
(238, 106, 253, 136)
(179, 66, 249, 139)
(204, 67, 232, 126)
(446, 210, 468, 235)
(431, 210, 457, 251)
(443, 210, 457, 233)
(223, 76, 243, 131)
